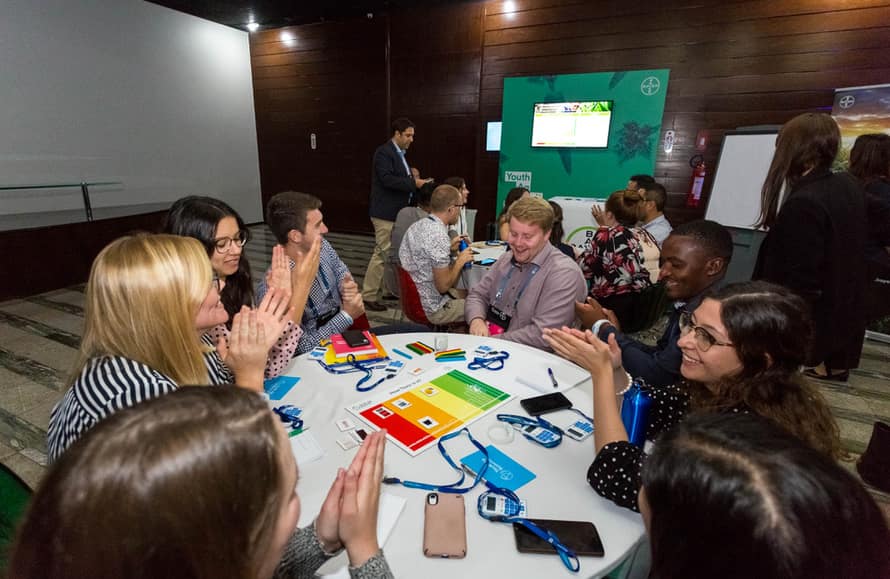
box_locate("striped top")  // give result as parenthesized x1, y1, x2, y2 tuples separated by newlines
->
(47, 334, 234, 462)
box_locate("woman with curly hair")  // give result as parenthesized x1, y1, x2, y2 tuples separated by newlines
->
(544, 280, 842, 512)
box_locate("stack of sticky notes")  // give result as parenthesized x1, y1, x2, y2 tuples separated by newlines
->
(434, 348, 466, 362)
(405, 341, 434, 355)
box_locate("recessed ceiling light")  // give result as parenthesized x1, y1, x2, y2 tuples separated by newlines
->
(246, 21, 259, 32)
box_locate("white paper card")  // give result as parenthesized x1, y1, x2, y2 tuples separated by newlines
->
(289, 431, 324, 465)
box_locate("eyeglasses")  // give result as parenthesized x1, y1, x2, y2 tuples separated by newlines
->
(213, 229, 249, 253)
(212, 275, 222, 293)
(679, 311, 734, 352)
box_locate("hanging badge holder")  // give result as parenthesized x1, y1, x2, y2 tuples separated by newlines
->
(486, 306, 511, 336)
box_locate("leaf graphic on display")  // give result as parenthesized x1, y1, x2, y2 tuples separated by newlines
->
(608, 72, 627, 89)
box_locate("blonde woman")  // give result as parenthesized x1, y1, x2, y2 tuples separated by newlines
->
(47, 234, 290, 461)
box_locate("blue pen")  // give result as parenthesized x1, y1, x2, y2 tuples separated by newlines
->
(393, 348, 413, 360)
(547, 367, 559, 388)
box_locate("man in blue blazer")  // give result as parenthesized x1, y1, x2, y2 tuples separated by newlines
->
(362, 117, 430, 311)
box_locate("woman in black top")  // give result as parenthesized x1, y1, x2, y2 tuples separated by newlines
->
(849, 133, 890, 321)
(753, 113, 867, 381)
(544, 281, 842, 512)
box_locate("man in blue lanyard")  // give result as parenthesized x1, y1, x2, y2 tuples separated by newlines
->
(363, 118, 432, 312)
(399, 184, 474, 325)
(259, 192, 366, 354)
(465, 197, 586, 351)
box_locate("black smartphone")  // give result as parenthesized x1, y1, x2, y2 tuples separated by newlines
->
(342, 329, 370, 348)
(513, 519, 605, 557)
(520, 392, 572, 416)
(475, 258, 497, 266)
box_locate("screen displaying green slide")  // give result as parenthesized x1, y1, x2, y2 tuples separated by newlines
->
(497, 69, 669, 211)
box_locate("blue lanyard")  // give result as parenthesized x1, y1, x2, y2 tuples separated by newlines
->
(466, 350, 510, 371)
(302, 258, 334, 320)
(493, 262, 541, 312)
(314, 356, 390, 392)
(383, 426, 580, 572)
(383, 428, 488, 493)
(496, 413, 564, 448)
(476, 486, 580, 573)
(569, 407, 594, 424)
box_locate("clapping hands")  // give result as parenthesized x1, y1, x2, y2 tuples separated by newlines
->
(340, 274, 365, 320)
(543, 326, 622, 376)
(217, 287, 292, 391)
(316, 430, 387, 567)
(266, 245, 294, 295)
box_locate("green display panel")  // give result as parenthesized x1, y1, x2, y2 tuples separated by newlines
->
(497, 69, 670, 211)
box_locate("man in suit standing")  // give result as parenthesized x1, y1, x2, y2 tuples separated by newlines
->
(362, 117, 430, 311)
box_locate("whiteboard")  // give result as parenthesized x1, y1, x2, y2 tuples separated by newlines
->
(705, 131, 778, 230)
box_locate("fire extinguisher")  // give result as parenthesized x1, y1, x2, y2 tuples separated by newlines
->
(686, 154, 706, 208)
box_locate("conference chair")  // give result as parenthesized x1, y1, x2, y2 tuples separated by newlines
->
(397, 267, 465, 332)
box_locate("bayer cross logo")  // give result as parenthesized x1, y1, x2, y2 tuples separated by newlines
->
(641, 76, 660, 96)
(838, 95, 855, 109)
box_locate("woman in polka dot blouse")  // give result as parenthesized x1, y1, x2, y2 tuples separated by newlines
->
(544, 281, 843, 511)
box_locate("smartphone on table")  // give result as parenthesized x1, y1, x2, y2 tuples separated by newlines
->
(513, 518, 605, 557)
(341, 329, 370, 348)
(423, 493, 467, 558)
(520, 392, 572, 416)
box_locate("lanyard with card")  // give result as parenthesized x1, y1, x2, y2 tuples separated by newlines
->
(487, 263, 540, 333)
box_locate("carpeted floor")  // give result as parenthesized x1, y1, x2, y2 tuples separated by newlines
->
(1, 224, 888, 520)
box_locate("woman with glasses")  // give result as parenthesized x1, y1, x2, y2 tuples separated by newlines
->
(47, 234, 291, 461)
(543, 280, 842, 511)
(16, 388, 394, 579)
(163, 196, 318, 378)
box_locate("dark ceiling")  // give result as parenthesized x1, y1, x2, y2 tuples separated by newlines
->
(148, 0, 471, 30)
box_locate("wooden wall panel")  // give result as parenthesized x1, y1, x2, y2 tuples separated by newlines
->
(477, 0, 890, 223)
(251, 19, 387, 233)
(250, 0, 890, 232)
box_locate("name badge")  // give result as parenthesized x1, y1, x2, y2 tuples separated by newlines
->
(486, 305, 511, 335)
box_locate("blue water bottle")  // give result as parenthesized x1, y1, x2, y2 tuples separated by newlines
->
(458, 238, 472, 269)
(620, 378, 652, 447)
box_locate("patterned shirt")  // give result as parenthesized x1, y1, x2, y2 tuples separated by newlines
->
(580, 225, 651, 299)
(206, 320, 301, 378)
(47, 334, 233, 462)
(256, 238, 353, 354)
(399, 214, 454, 315)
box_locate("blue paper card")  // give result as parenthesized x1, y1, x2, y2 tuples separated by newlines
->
(264, 376, 301, 401)
(460, 445, 536, 492)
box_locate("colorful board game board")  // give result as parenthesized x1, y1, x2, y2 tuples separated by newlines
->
(347, 368, 513, 456)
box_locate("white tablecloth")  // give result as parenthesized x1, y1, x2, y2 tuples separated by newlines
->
(276, 333, 645, 579)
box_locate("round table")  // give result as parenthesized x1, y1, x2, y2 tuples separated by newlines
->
(276, 332, 645, 579)
(457, 241, 508, 289)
